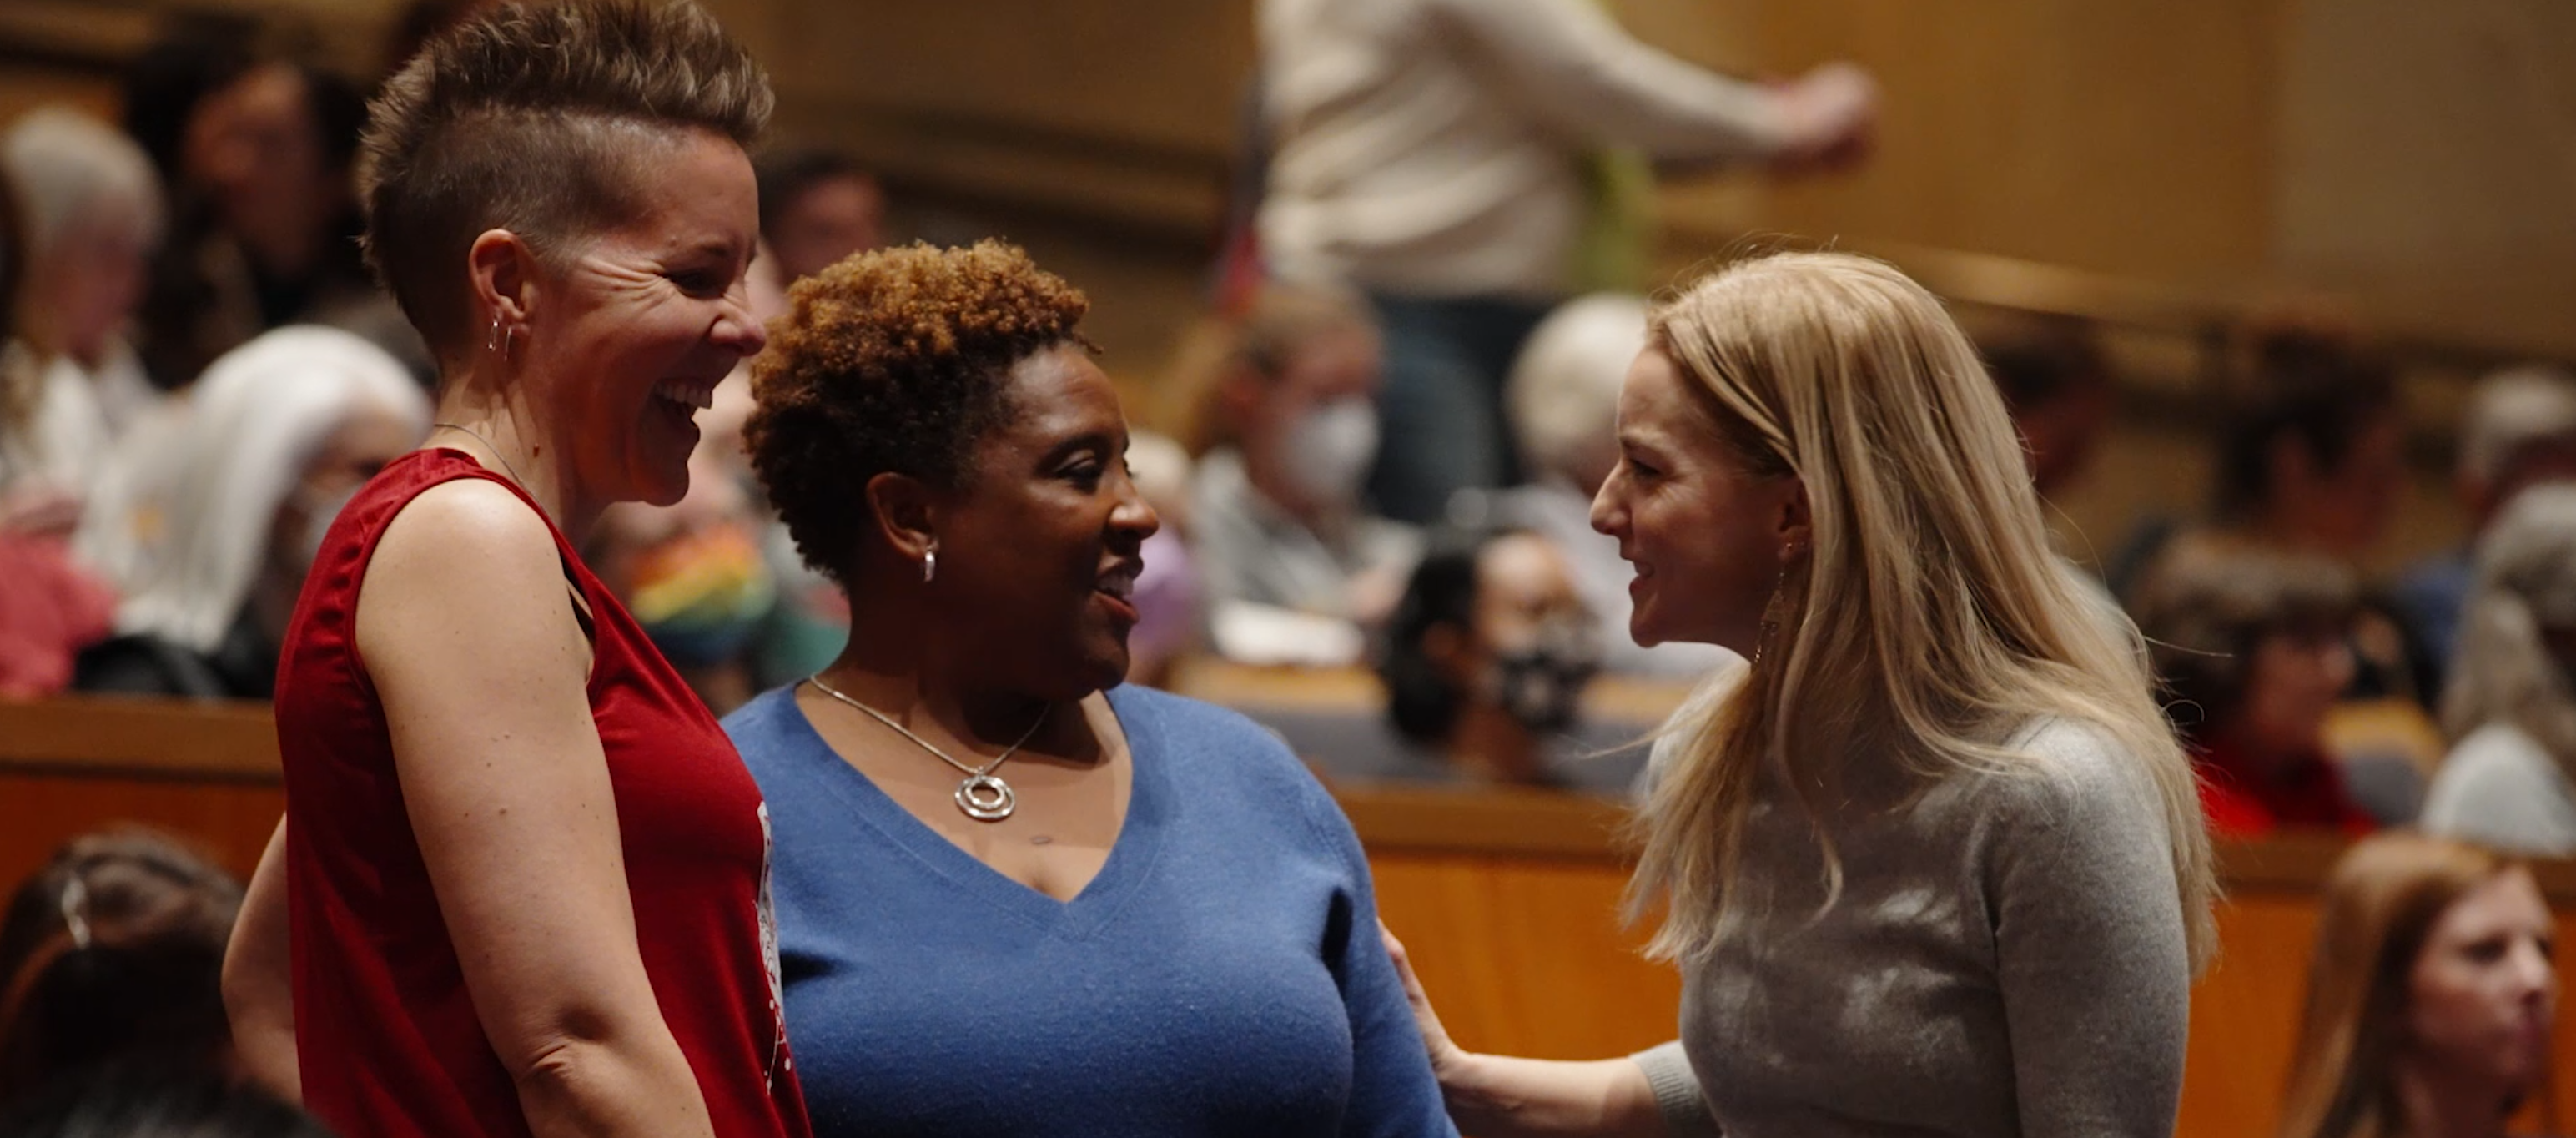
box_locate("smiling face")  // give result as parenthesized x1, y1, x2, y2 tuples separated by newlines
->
(518, 128, 765, 511)
(1588, 347, 1804, 654)
(2404, 868, 2558, 1098)
(932, 345, 1162, 698)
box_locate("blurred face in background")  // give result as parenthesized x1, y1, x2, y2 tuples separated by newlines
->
(192, 63, 340, 278)
(2229, 622, 2353, 764)
(1230, 324, 1381, 522)
(770, 173, 884, 282)
(1462, 532, 1598, 736)
(33, 208, 153, 365)
(2275, 410, 2407, 558)
(2404, 867, 2556, 1104)
(268, 404, 422, 587)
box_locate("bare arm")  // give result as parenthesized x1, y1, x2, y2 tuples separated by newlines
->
(223, 817, 300, 1102)
(360, 480, 714, 1138)
(1381, 924, 1673, 1138)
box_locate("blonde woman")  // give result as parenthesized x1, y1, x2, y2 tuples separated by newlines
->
(2277, 833, 2555, 1138)
(2423, 485, 2576, 855)
(1385, 250, 2216, 1138)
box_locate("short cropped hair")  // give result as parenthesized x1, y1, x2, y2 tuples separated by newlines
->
(1507, 294, 1647, 482)
(746, 240, 1091, 585)
(1, 108, 164, 258)
(359, 0, 771, 358)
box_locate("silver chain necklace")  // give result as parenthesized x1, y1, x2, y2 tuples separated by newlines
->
(806, 674, 1049, 822)
(430, 421, 531, 490)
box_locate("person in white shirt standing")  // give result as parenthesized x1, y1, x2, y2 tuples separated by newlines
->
(1256, 0, 1876, 526)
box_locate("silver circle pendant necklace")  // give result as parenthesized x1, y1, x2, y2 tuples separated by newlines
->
(806, 674, 1049, 822)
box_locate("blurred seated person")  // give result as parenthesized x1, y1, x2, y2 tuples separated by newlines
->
(2135, 541, 2384, 835)
(1979, 312, 2114, 502)
(71, 327, 426, 699)
(1190, 283, 1419, 664)
(588, 463, 777, 715)
(1491, 292, 1728, 677)
(2394, 366, 2576, 681)
(0, 829, 241, 1104)
(128, 37, 401, 388)
(2423, 486, 2576, 856)
(1351, 528, 1644, 793)
(2276, 833, 2554, 1138)
(753, 146, 886, 287)
(0, 1068, 326, 1138)
(1, 108, 166, 510)
(1122, 429, 1203, 687)
(2117, 324, 2424, 704)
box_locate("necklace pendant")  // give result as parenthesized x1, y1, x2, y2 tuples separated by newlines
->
(955, 773, 1017, 822)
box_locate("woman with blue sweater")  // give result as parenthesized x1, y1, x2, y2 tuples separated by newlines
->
(725, 239, 1455, 1138)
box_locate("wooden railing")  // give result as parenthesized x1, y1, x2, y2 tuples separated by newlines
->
(8, 692, 2576, 1138)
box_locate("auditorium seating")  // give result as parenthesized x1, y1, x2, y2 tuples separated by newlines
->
(8, 689, 2574, 1138)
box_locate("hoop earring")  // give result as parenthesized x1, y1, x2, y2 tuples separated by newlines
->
(923, 546, 938, 584)
(486, 314, 502, 353)
(486, 315, 517, 358)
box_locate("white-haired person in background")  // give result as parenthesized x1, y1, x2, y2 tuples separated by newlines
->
(1492, 293, 1728, 677)
(2393, 366, 2576, 680)
(72, 326, 425, 697)
(0, 107, 166, 536)
(2421, 486, 2576, 856)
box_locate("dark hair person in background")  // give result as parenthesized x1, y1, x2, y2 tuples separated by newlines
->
(219, 3, 811, 1135)
(1980, 314, 2113, 501)
(0, 831, 239, 1105)
(2132, 541, 2389, 834)
(2277, 833, 2556, 1138)
(751, 148, 885, 286)
(1372, 529, 1615, 790)
(727, 239, 1453, 1136)
(0, 1068, 326, 1138)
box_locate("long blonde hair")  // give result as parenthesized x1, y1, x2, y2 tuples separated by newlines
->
(2443, 485, 2576, 776)
(2277, 833, 2530, 1138)
(1623, 251, 2216, 971)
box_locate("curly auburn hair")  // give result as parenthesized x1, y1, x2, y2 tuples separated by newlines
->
(746, 239, 1091, 585)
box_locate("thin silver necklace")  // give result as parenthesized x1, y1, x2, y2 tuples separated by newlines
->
(430, 421, 530, 489)
(806, 674, 1049, 823)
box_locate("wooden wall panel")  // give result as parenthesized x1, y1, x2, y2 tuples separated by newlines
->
(0, 773, 281, 885)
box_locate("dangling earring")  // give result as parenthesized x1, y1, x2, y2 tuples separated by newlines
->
(1749, 544, 1807, 668)
(922, 544, 938, 584)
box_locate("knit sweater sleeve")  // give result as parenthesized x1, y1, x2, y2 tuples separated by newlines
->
(1988, 726, 2193, 1138)
(1629, 1040, 1721, 1137)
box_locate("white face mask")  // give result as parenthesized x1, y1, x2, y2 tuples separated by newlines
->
(1282, 396, 1379, 507)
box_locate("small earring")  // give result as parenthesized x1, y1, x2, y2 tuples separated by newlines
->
(922, 546, 938, 584)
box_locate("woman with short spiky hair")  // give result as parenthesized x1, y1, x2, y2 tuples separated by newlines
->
(219, 4, 809, 1136)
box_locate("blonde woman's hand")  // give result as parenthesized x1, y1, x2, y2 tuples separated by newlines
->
(1380, 920, 1475, 1088)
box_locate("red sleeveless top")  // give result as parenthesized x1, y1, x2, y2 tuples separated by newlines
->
(274, 449, 809, 1138)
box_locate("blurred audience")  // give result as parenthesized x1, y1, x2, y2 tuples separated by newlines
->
(1189, 283, 1418, 663)
(754, 147, 888, 287)
(1980, 313, 2115, 501)
(2394, 366, 2576, 682)
(2277, 833, 2555, 1138)
(0, 830, 241, 1105)
(124, 27, 407, 389)
(71, 327, 426, 699)
(0, 1068, 326, 1138)
(2, 109, 166, 482)
(2119, 325, 2428, 707)
(588, 469, 778, 715)
(2135, 541, 2385, 836)
(1121, 430, 1204, 687)
(2423, 486, 2576, 856)
(1369, 529, 1632, 790)
(1489, 291, 1728, 677)
(1258, 0, 1875, 524)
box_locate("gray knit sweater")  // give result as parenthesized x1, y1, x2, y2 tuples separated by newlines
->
(1626, 718, 2191, 1138)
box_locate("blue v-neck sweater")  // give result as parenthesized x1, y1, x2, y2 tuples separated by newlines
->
(722, 684, 1457, 1138)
